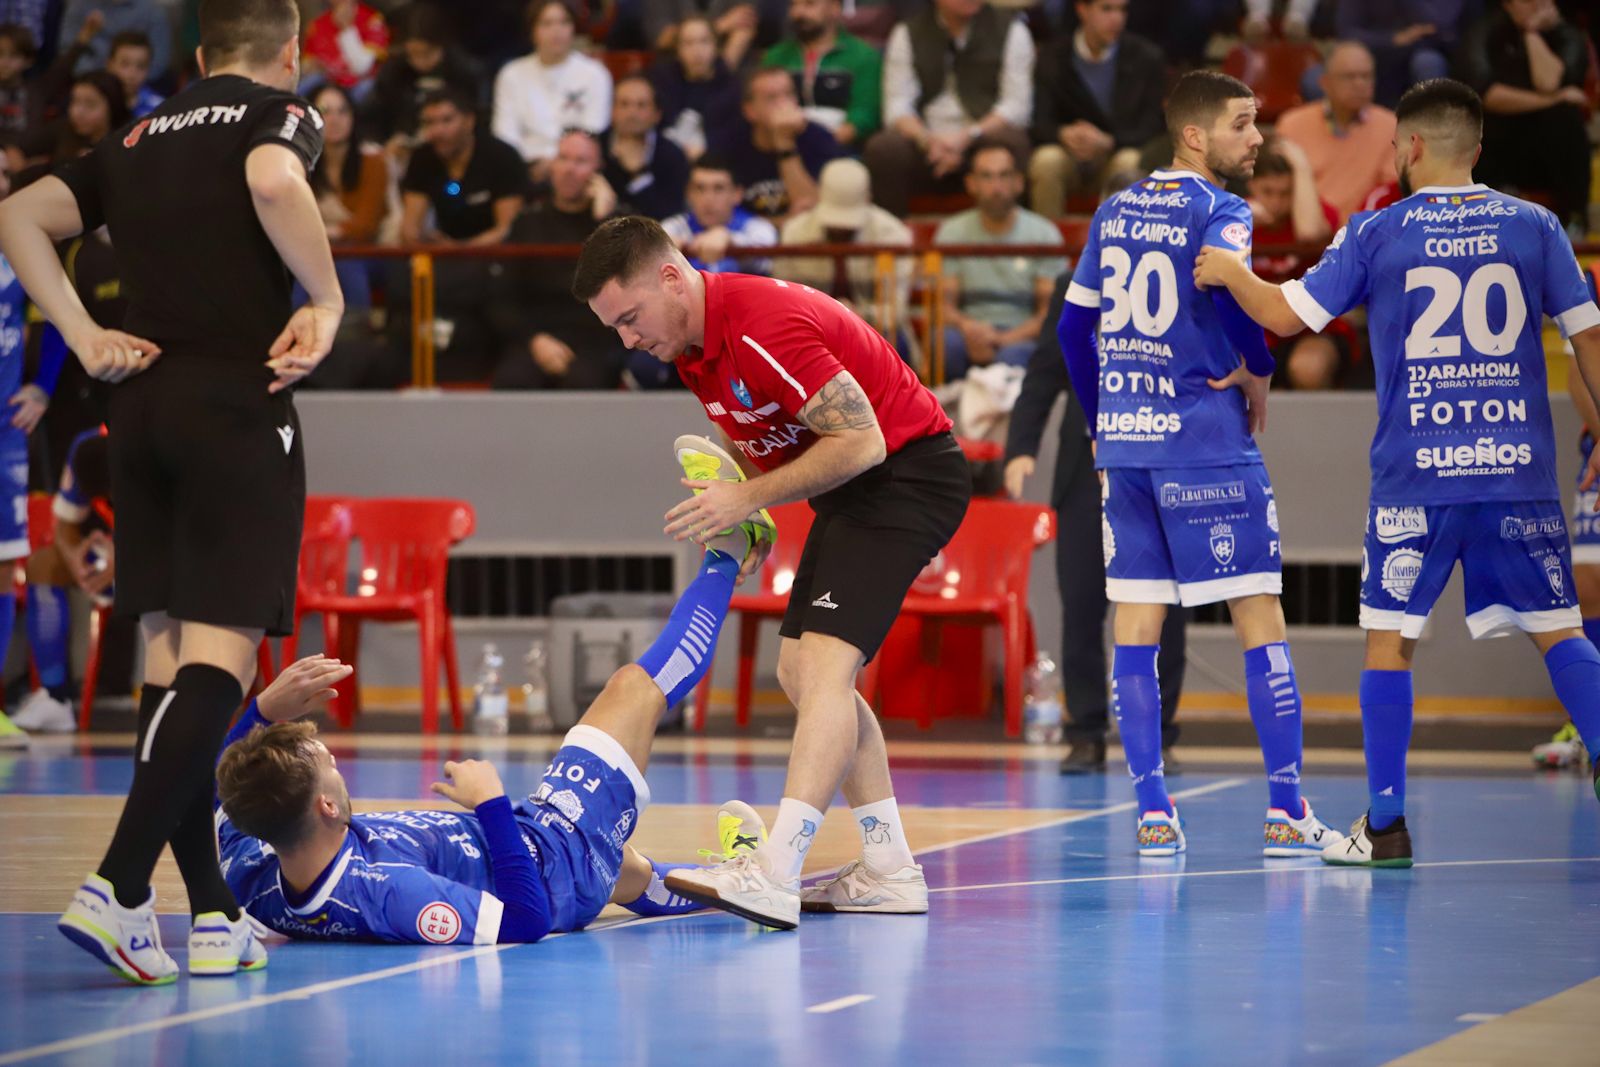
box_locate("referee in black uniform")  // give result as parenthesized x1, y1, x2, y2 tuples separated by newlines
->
(1005, 272, 1187, 774)
(0, 0, 340, 983)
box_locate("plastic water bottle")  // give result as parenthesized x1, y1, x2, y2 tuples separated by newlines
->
(473, 643, 509, 736)
(521, 638, 554, 733)
(1023, 654, 1063, 745)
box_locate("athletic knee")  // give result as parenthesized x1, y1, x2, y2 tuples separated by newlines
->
(603, 663, 661, 707)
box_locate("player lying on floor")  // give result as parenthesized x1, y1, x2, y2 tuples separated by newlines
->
(208, 507, 773, 950)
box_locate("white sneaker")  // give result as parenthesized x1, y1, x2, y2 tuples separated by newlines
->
(1532, 723, 1586, 769)
(57, 873, 179, 985)
(1263, 799, 1347, 857)
(801, 859, 929, 914)
(1321, 813, 1414, 869)
(12, 689, 74, 732)
(664, 852, 800, 930)
(188, 911, 268, 976)
(1137, 805, 1186, 857)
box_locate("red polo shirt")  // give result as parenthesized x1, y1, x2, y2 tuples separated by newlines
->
(674, 272, 951, 473)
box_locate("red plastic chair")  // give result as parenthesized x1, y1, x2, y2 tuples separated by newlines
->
(691, 501, 815, 730)
(284, 498, 475, 734)
(1222, 41, 1322, 123)
(859, 499, 1056, 737)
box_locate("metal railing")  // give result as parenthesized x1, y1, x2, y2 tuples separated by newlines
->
(330, 240, 1600, 389)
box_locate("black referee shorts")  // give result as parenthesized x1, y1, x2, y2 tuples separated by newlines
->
(780, 432, 971, 661)
(108, 369, 305, 636)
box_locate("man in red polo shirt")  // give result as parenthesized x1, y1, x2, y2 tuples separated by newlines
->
(573, 216, 969, 930)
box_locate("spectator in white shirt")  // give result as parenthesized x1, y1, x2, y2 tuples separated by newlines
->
(492, 0, 612, 184)
(863, 0, 1034, 217)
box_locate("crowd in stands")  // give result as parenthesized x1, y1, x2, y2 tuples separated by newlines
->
(0, 0, 1594, 398)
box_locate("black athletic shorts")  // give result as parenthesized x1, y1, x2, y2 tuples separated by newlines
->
(780, 431, 971, 661)
(108, 366, 305, 636)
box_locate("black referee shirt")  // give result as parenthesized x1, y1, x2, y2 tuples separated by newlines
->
(54, 74, 324, 368)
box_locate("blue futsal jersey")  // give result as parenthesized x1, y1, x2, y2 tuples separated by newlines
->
(1066, 168, 1261, 469)
(1284, 184, 1600, 505)
(0, 255, 23, 411)
(220, 807, 511, 945)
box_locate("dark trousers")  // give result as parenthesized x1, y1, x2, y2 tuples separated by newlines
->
(1479, 104, 1591, 229)
(1055, 453, 1186, 747)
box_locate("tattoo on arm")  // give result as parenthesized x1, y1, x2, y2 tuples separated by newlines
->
(798, 372, 879, 434)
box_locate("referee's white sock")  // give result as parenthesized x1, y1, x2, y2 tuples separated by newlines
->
(760, 798, 824, 883)
(852, 796, 916, 872)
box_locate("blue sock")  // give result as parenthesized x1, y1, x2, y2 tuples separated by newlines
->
(621, 860, 704, 917)
(1113, 645, 1171, 816)
(27, 586, 70, 698)
(1360, 670, 1413, 831)
(1244, 642, 1304, 815)
(635, 550, 739, 706)
(1544, 637, 1600, 759)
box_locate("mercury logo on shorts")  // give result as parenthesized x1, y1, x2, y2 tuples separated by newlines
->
(812, 591, 839, 610)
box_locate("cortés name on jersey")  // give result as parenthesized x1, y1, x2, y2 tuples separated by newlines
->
(1415, 435, 1533, 475)
(122, 104, 249, 147)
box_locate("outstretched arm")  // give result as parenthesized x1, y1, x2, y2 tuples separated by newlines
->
(1193, 245, 1309, 337)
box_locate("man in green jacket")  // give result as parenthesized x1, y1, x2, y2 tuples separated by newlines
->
(763, 0, 882, 151)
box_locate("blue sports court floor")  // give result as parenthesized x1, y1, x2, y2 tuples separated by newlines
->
(2, 736, 1597, 1065)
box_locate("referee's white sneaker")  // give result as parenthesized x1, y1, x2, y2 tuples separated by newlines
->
(1263, 799, 1346, 857)
(801, 859, 929, 913)
(188, 911, 268, 976)
(664, 852, 800, 931)
(58, 873, 179, 985)
(12, 689, 74, 732)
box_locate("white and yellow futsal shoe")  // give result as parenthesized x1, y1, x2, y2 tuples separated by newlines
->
(58, 873, 179, 985)
(0, 708, 28, 748)
(801, 860, 929, 914)
(673, 435, 777, 563)
(188, 911, 268, 976)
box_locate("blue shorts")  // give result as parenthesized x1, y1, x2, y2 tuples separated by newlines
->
(1571, 434, 1600, 565)
(1101, 463, 1283, 607)
(512, 725, 652, 932)
(0, 441, 26, 561)
(1359, 501, 1580, 640)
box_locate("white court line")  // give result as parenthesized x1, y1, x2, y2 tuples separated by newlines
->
(1456, 1013, 1502, 1023)
(0, 943, 519, 1067)
(0, 777, 1249, 1063)
(926, 856, 1600, 897)
(807, 994, 875, 1014)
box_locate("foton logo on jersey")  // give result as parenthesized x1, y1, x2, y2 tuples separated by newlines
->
(122, 104, 248, 148)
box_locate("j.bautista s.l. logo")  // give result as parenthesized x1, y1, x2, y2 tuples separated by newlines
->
(416, 901, 461, 943)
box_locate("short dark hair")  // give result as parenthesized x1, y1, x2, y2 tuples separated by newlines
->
(216, 720, 324, 848)
(614, 71, 656, 104)
(525, 0, 575, 34)
(108, 30, 152, 59)
(0, 23, 38, 61)
(1252, 142, 1292, 179)
(571, 215, 677, 301)
(1395, 77, 1483, 153)
(1165, 69, 1255, 142)
(397, 3, 453, 45)
(199, 0, 299, 69)
(418, 86, 475, 118)
(741, 65, 793, 103)
(967, 136, 1021, 174)
(689, 152, 736, 181)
